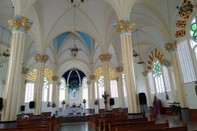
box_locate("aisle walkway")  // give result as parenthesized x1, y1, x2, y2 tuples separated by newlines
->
(60, 115, 197, 131)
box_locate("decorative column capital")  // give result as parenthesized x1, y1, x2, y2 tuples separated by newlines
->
(163, 59, 173, 68)
(21, 67, 29, 75)
(114, 18, 135, 35)
(86, 81, 91, 85)
(116, 66, 123, 73)
(164, 41, 177, 53)
(52, 76, 58, 81)
(142, 71, 149, 77)
(8, 14, 33, 34)
(34, 54, 49, 64)
(99, 53, 111, 62)
(90, 75, 95, 80)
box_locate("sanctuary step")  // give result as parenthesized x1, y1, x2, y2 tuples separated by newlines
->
(62, 115, 87, 123)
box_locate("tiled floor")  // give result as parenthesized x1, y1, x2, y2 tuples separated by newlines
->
(60, 115, 197, 131)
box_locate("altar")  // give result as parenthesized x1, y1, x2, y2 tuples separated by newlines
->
(66, 107, 83, 115)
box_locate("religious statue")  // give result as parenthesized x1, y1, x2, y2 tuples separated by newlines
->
(102, 91, 109, 111)
(72, 86, 76, 97)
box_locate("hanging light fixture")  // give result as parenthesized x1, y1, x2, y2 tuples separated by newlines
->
(69, 5, 81, 57)
(132, 31, 139, 58)
(136, 30, 144, 64)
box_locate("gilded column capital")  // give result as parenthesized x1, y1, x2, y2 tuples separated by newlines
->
(116, 66, 123, 73)
(142, 71, 149, 77)
(164, 41, 177, 53)
(99, 53, 111, 62)
(21, 67, 29, 75)
(163, 59, 173, 68)
(86, 81, 91, 85)
(8, 14, 33, 34)
(114, 18, 135, 35)
(52, 76, 58, 81)
(34, 54, 49, 64)
(90, 75, 95, 80)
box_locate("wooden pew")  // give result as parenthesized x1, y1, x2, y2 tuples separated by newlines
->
(100, 117, 149, 131)
(108, 120, 154, 131)
(114, 120, 169, 131)
(92, 114, 127, 130)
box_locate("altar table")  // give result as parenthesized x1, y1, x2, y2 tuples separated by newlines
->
(66, 107, 83, 115)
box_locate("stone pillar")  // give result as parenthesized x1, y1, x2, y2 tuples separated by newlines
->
(17, 67, 29, 114)
(165, 41, 187, 107)
(34, 54, 49, 115)
(163, 59, 178, 102)
(116, 66, 125, 108)
(1, 14, 34, 121)
(90, 75, 95, 109)
(114, 19, 139, 113)
(100, 53, 111, 110)
(52, 76, 58, 103)
(55, 81, 60, 111)
(142, 71, 152, 107)
(87, 80, 91, 108)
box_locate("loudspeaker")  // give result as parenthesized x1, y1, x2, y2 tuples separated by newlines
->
(29, 101, 35, 109)
(21, 105, 25, 112)
(0, 97, 3, 111)
(110, 98, 115, 106)
(138, 93, 147, 105)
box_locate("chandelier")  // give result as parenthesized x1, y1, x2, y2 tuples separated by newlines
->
(136, 30, 144, 64)
(69, 5, 81, 57)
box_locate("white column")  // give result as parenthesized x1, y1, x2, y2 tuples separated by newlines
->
(165, 41, 187, 107)
(116, 66, 125, 108)
(34, 54, 48, 115)
(142, 71, 152, 107)
(90, 75, 95, 109)
(52, 76, 58, 110)
(87, 80, 91, 108)
(1, 13, 34, 121)
(79, 83, 83, 104)
(114, 19, 139, 113)
(65, 84, 69, 105)
(100, 53, 111, 110)
(55, 82, 60, 111)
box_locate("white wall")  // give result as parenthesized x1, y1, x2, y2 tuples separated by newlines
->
(184, 82, 197, 109)
(0, 62, 8, 98)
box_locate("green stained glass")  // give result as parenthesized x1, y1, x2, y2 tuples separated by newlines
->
(190, 16, 197, 41)
(153, 61, 161, 75)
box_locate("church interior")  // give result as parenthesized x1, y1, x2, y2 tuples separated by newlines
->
(0, 0, 197, 130)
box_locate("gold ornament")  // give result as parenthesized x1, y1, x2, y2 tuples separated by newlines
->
(163, 60, 172, 67)
(175, 30, 186, 38)
(99, 53, 111, 62)
(165, 41, 177, 53)
(21, 67, 29, 75)
(90, 75, 95, 80)
(86, 81, 91, 85)
(9, 16, 32, 32)
(142, 71, 148, 77)
(115, 20, 135, 34)
(52, 76, 58, 81)
(34, 54, 49, 63)
(116, 66, 123, 73)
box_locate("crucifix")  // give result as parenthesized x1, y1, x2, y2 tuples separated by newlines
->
(102, 91, 109, 111)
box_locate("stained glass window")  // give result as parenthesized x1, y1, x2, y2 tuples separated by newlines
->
(190, 16, 197, 41)
(153, 61, 161, 75)
(98, 75, 104, 98)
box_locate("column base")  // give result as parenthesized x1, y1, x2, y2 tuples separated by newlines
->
(0, 121, 17, 129)
(33, 115, 42, 119)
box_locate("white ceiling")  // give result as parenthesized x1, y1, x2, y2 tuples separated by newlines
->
(0, 0, 195, 75)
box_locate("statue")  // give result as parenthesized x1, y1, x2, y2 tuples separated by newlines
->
(102, 91, 109, 111)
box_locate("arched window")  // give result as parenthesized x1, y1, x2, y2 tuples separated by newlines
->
(110, 79, 118, 98)
(82, 77, 88, 108)
(122, 74, 127, 97)
(42, 77, 52, 102)
(25, 83, 34, 103)
(98, 75, 104, 98)
(59, 78, 66, 107)
(177, 40, 196, 83)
